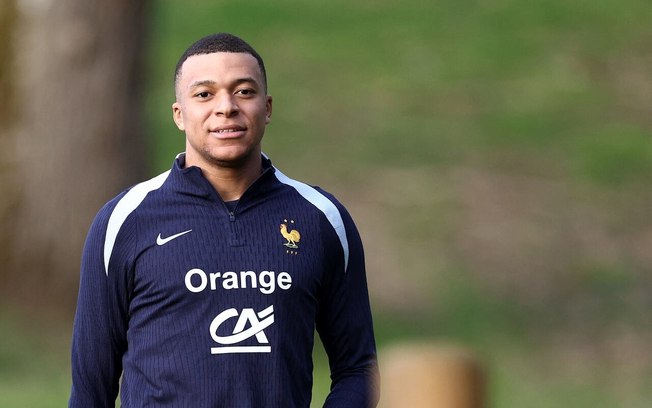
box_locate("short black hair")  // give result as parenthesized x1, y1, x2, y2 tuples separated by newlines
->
(174, 33, 267, 93)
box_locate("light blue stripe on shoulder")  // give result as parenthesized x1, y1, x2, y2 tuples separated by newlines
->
(103, 170, 170, 276)
(274, 167, 350, 272)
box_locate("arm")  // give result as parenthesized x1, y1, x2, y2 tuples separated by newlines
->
(69, 201, 130, 408)
(316, 202, 380, 408)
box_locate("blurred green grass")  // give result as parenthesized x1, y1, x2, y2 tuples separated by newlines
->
(4, 0, 652, 406)
(0, 311, 70, 408)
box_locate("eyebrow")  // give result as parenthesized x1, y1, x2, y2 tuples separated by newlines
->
(188, 79, 217, 89)
(188, 77, 260, 90)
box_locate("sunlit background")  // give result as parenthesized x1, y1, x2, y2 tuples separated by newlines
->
(1, 0, 651, 406)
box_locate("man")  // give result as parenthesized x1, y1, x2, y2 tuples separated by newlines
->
(69, 33, 379, 407)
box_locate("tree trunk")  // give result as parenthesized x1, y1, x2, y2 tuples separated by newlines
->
(0, 0, 149, 313)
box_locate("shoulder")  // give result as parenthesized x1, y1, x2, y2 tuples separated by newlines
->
(93, 169, 171, 230)
(105, 170, 171, 223)
(273, 166, 349, 226)
(87, 170, 172, 275)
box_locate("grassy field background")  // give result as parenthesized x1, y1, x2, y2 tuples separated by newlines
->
(2, 0, 652, 406)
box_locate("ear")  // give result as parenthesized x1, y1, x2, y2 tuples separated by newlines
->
(172, 102, 185, 131)
(265, 95, 273, 124)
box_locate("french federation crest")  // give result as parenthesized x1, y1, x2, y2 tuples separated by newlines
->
(280, 219, 300, 254)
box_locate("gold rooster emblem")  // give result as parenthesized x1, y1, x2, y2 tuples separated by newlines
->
(280, 220, 301, 249)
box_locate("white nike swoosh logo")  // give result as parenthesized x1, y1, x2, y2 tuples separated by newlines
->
(156, 229, 193, 246)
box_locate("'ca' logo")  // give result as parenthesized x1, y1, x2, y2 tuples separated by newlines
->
(209, 305, 274, 354)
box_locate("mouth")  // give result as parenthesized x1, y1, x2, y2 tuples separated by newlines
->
(210, 125, 246, 138)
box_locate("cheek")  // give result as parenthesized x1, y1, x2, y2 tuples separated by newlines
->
(184, 109, 208, 127)
(256, 106, 271, 125)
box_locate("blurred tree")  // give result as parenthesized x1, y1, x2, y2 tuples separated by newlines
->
(0, 0, 149, 312)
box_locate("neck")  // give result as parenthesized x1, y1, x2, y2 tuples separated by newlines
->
(185, 151, 262, 201)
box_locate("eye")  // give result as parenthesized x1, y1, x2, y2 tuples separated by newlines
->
(195, 91, 212, 99)
(236, 88, 255, 97)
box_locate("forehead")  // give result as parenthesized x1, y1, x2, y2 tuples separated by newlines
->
(178, 52, 263, 87)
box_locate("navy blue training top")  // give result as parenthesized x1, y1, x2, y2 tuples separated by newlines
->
(69, 154, 379, 407)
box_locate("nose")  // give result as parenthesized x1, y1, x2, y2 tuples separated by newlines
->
(213, 92, 239, 117)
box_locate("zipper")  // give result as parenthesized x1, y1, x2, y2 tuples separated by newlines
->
(225, 205, 242, 247)
(216, 163, 274, 247)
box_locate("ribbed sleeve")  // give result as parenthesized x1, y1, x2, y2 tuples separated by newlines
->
(315, 192, 380, 408)
(69, 195, 129, 407)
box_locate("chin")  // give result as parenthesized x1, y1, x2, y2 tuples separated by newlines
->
(205, 146, 258, 168)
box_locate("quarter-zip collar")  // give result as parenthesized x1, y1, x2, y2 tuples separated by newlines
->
(164, 153, 282, 214)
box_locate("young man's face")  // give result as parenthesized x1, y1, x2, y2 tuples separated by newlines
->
(173, 52, 272, 169)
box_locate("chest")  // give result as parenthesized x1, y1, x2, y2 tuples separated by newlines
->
(128, 201, 331, 315)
